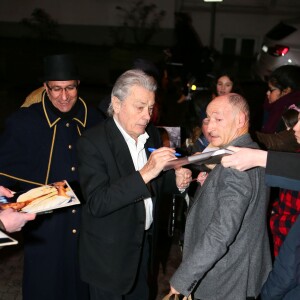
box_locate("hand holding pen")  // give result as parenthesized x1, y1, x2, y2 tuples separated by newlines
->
(140, 147, 181, 183)
(147, 148, 182, 157)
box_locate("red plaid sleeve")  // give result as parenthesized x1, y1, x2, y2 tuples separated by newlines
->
(270, 189, 300, 257)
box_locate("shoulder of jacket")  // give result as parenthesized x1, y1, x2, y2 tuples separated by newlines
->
(82, 118, 107, 137)
(7, 104, 42, 122)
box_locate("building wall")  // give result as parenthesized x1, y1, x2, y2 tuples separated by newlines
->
(182, 0, 300, 55)
(1, 0, 300, 54)
(188, 9, 284, 55)
(0, 0, 175, 46)
(0, 0, 174, 27)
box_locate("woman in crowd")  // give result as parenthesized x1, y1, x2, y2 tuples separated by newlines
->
(256, 105, 300, 255)
(256, 105, 299, 152)
(257, 104, 300, 256)
(262, 64, 300, 134)
(211, 71, 242, 99)
(259, 65, 300, 256)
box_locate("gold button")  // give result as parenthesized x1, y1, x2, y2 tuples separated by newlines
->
(66, 123, 70, 127)
(72, 229, 77, 234)
(72, 209, 76, 214)
(68, 145, 72, 149)
(71, 167, 76, 171)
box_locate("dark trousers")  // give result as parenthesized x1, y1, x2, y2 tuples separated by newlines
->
(90, 231, 151, 300)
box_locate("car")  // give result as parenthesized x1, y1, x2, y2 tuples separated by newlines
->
(255, 18, 300, 81)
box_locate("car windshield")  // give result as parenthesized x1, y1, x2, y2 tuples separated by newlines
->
(266, 22, 297, 40)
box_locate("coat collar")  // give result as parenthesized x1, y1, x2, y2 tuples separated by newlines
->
(41, 92, 88, 128)
(225, 133, 256, 148)
(105, 118, 157, 175)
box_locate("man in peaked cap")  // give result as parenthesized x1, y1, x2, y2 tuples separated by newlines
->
(0, 54, 104, 300)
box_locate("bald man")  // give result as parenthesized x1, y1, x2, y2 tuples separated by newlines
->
(169, 93, 272, 300)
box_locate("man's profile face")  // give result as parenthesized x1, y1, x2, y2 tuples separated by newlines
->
(44, 80, 79, 112)
(206, 96, 241, 147)
(112, 85, 155, 141)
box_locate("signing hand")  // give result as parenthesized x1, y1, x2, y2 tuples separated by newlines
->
(140, 147, 178, 183)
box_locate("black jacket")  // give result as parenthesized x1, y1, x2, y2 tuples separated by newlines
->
(77, 118, 177, 295)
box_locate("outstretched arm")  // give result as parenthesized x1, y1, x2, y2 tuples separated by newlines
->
(221, 146, 267, 170)
(222, 147, 300, 190)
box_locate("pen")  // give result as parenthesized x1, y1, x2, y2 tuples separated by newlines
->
(147, 147, 182, 157)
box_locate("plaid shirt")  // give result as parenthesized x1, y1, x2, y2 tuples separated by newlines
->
(270, 188, 300, 257)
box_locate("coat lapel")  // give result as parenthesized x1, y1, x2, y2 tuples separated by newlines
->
(105, 118, 136, 176)
(105, 119, 162, 197)
(105, 119, 160, 172)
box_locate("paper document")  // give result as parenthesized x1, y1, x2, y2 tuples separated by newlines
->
(0, 180, 80, 214)
(163, 148, 234, 171)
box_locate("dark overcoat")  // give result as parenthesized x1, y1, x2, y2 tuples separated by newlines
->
(0, 94, 103, 300)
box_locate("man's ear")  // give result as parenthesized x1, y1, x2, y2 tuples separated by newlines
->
(112, 96, 121, 113)
(237, 111, 247, 128)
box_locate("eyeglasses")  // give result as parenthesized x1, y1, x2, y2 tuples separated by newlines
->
(46, 83, 78, 95)
(288, 104, 300, 113)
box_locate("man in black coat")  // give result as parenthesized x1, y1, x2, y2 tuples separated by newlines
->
(0, 54, 104, 300)
(77, 69, 192, 300)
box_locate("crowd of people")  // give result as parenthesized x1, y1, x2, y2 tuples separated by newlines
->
(0, 51, 300, 300)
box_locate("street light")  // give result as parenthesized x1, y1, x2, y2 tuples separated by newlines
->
(203, 0, 223, 48)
